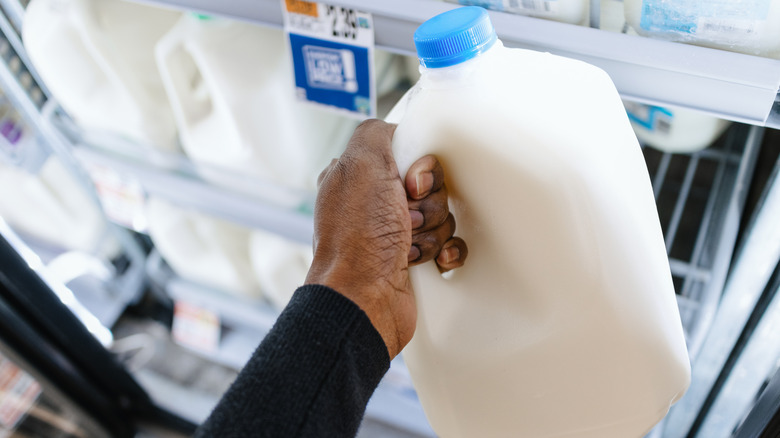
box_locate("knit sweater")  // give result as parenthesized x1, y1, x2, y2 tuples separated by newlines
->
(195, 284, 391, 437)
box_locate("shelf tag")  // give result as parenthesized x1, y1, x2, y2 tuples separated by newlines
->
(83, 163, 147, 232)
(172, 301, 221, 354)
(281, 0, 376, 118)
(0, 352, 41, 433)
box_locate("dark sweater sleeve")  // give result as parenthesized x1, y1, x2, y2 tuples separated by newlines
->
(194, 284, 391, 438)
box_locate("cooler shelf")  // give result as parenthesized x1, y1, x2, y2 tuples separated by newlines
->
(129, 0, 780, 128)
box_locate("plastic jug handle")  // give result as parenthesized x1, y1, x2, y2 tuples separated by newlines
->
(154, 21, 213, 130)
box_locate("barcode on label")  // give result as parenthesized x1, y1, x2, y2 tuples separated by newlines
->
(507, 0, 558, 14)
(285, 0, 318, 16)
(697, 18, 757, 36)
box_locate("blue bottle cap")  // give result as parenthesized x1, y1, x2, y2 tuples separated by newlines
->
(413, 6, 497, 68)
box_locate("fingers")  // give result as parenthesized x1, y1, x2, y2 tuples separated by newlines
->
(435, 237, 468, 273)
(317, 158, 339, 188)
(408, 185, 449, 232)
(405, 155, 445, 200)
(409, 213, 455, 266)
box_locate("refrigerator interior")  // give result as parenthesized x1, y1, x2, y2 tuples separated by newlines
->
(0, 0, 778, 437)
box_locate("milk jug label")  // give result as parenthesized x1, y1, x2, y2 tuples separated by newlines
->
(450, 0, 560, 17)
(625, 102, 674, 134)
(640, 0, 771, 37)
(282, 0, 376, 117)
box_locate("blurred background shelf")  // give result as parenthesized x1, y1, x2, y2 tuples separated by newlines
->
(131, 0, 780, 128)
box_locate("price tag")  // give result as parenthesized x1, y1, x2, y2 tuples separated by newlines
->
(84, 163, 147, 232)
(282, 0, 376, 118)
(172, 301, 221, 354)
(0, 352, 41, 433)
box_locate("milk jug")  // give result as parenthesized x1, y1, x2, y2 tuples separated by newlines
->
(249, 230, 312, 310)
(444, 0, 590, 26)
(23, 0, 180, 150)
(155, 15, 356, 202)
(386, 7, 691, 437)
(624, 0, 780, 58)
(624, 101, 731, 154)
(145, 197, 260, 298)
(0, 157, 107, 253)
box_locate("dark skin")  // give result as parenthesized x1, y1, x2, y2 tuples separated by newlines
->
(305, 119, 468, 359)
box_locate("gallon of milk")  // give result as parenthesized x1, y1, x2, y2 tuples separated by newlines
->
(145, 197, 260, 299)
(249, 229, 312, 310)
(23, 0, 180, 150)
(444, 0, 590, 26)
(155, 14, 357, 203)
(0, 156, 107, 253)
(386, 7, 691, 437)
(624, 101, 731, 154)
(624, 0, 780, 58)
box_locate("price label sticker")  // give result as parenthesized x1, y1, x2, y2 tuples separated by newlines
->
(0, 352, 41, 432)
(282, 0, 376, 118)
(172, 301, 221, 354)
(84, 163, 147, 232)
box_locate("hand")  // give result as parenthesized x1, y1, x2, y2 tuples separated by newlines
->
(305, 119, 467, 359)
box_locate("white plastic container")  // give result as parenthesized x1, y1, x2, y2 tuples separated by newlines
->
(23, 0, 180, 150)
(0, 157, 107, 253)
(145, 197, 260, 298)
(624, 0, 780, 58)
(155, 15, 357, 202)
(387, 7, 690, 437)
(249, 230, 312, 310)
(624, 101, 731, 154)
(444, 0, 590, 26)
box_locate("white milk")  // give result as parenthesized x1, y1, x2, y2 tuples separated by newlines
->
(23, 0, 180, 150)
(0, 157, 107, 253)
(624, 0, 780, 58)
(249, 230, 312, 310)
(155, 15, 356, 203)
(387, 7, 690, 437)
(624, 101, 731, 154)
(145, 197, 260, 299)
(444, 0, 590, 26)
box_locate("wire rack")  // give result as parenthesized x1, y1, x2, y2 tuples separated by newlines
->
(641, 123, 761, 360)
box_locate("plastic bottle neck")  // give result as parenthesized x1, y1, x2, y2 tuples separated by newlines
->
(418, 40, 503, 88)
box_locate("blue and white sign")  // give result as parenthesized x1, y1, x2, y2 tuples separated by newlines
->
(282, 1, 375, 118)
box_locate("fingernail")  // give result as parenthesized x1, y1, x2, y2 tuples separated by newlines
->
(408, 245, 421, 262)
(416, 172, 434, 198)
(441, 246, 459, 264)
(410, 210, 424, 229)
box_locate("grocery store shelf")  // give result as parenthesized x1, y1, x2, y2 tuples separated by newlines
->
(132, 0, 780, 127)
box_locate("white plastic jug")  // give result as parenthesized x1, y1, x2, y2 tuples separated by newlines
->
(155, 15, 357, 203)
(444, 0, 590, 26)
(386, 7, 690, 438)
(145, 197, 260, 299)
(624, 0, 780, 58)
(23, 0, 180, 150)
(624, 101, 731, 154)
(0, 157, 107, 253)
(249, 229, 312, 310)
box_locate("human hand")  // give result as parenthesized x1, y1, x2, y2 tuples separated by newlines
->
(305, 119, 467, 359)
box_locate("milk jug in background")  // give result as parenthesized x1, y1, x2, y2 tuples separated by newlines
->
(624, 0, 780, 58)
(145, 197, 260, 299)
(23, 0, 180, 151)
(386, 7, 690, 437)
(155, 15, 357, 204)
(624, 101, 731, 154)
(0, 157, 108, 253)
(249, 230, 312, 310)
(444, 0, 590, 26)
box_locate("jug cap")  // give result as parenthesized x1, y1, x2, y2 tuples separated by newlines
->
(414, 6, 497, 68)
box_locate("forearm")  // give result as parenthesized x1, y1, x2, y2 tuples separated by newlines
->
(195, 285, 390, 438)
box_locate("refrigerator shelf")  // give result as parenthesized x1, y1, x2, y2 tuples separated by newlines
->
(128, 0, 780, 128)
